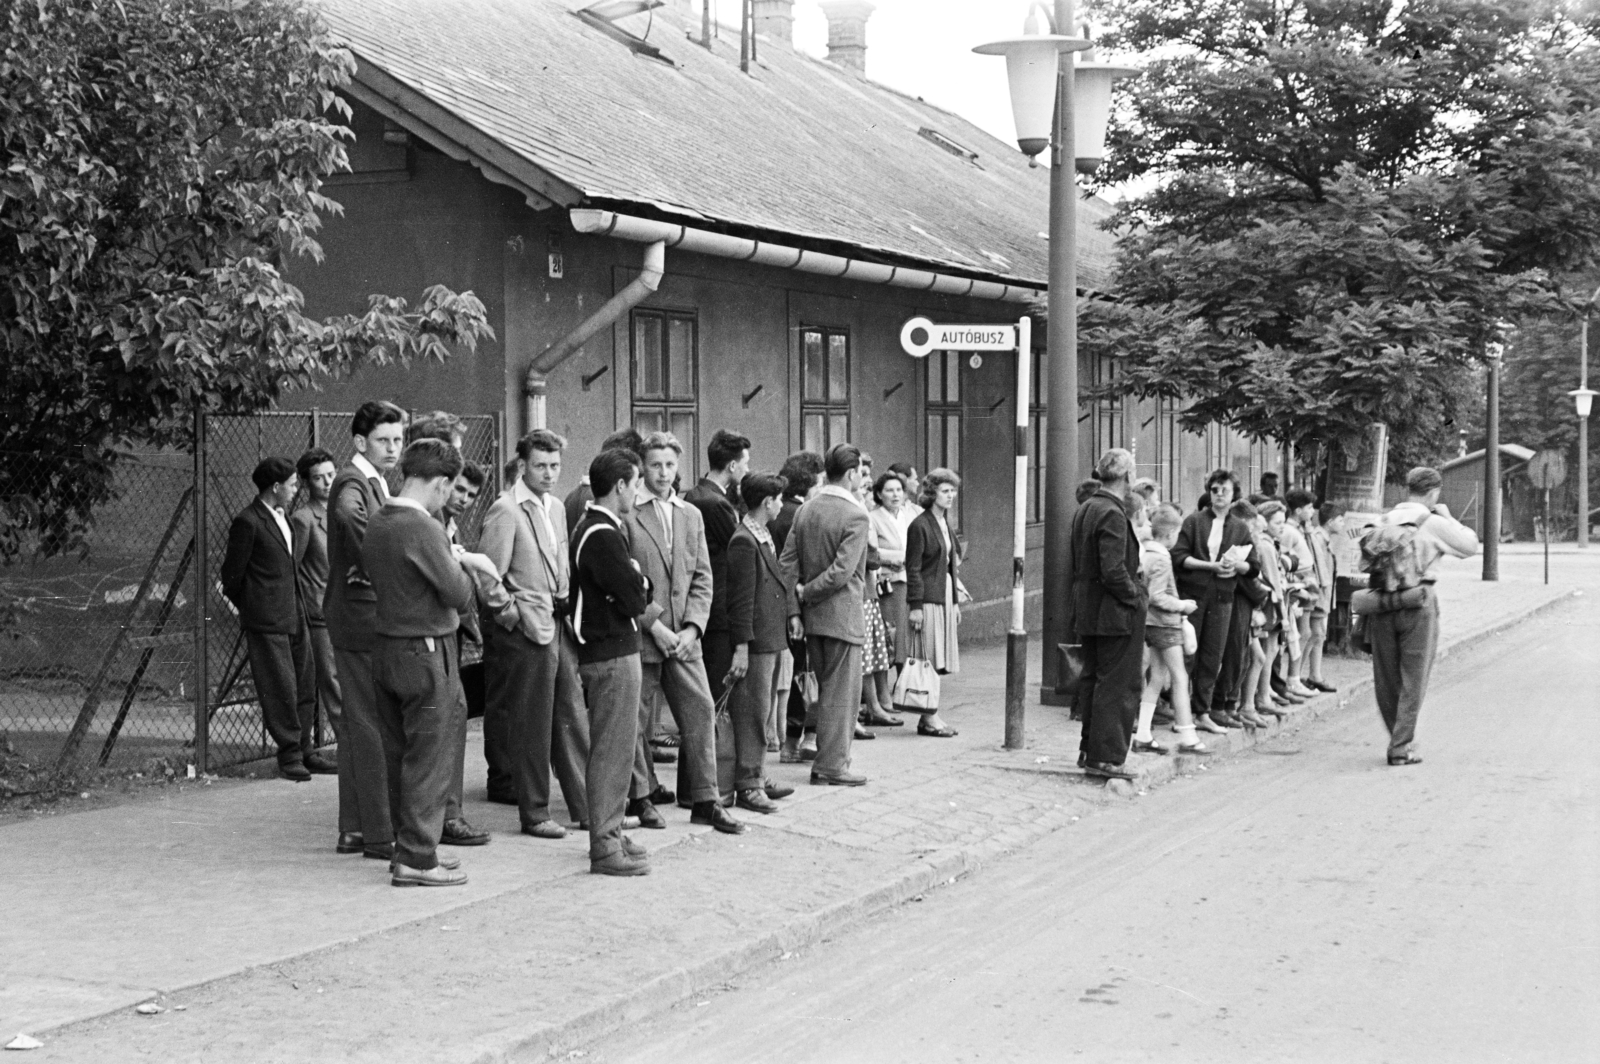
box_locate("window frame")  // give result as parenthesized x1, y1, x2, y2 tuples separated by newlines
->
(799, 325, 852, 455)
(630, 307, 700, 480)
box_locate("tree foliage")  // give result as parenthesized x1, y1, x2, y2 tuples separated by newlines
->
(0, 0, 493, 561)
(1082, 0, 1600, 476)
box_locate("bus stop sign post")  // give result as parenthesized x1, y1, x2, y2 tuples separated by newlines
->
(1528, 451, 1567, 586)
(901, 316, 1033, 749)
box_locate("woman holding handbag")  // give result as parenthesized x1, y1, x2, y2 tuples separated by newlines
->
(869, 470, 915, 667)
(904, 468, 967, 738)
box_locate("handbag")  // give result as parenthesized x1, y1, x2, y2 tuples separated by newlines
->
(1181, 618, 1198, 657)
(891, 657, 940, 712)
(796, 669, 819, 707)
(1056, 643, 1086, 699)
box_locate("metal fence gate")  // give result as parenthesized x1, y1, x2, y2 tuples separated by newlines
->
(0, 409, 500, 775)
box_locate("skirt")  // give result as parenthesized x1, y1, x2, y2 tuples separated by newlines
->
(877, 582, 909, 664)
(861, 595, 892, 675)
(918, 601, 960, 674)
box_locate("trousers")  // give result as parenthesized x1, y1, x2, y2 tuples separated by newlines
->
(579, 654, 641, 860)
(373, 635, 460, 871)
(631, 656, 720, 805)
(717, 649, 777, 794)
(244, 626, 317, 767)
(1077, 618, 1146, 766)
(484, 621, 591, 828)
(1368, 591, 1439, 758)
(1186, 584, 1234, 715)
(805, 635, 861, 777)
(1218, 591, 1254, 709)
(331, 646, 391, 846)
(306, 624, 354, 832)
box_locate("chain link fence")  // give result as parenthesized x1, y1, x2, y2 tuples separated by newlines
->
(1, 410, 500, 775)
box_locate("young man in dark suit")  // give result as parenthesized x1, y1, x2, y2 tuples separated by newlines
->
(779, 443, 872, 787)
(220, 457, 319, 782)
(1069, 448, 1148, 781)
(324, 400, 406, 859)
(366, 438, 499, 887)
(683, 429, 751, 706)
(571, 448, 655, 876)
(720, 472, 792, 813)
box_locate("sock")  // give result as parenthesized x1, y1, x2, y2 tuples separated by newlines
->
(1175, 724, 1199, 747)
(1136, 700, 1157, 742)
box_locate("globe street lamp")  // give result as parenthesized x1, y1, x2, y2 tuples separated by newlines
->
(975, 2, 1134, 704)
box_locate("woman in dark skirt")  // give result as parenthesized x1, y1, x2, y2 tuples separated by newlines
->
(904, 468, 968, 737)
(868, 470, 915, 666)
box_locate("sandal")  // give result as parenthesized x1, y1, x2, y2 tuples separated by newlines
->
(1177, 742, 1212, 755)
(917, 722, 959, 738)
(1387, 752, 1423, 766)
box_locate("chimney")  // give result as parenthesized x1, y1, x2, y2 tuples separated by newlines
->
(819, 1, 874, 76)
(752, 0, 794, 43)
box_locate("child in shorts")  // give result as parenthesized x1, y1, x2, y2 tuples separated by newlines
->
(1136, 504, 1208, 754)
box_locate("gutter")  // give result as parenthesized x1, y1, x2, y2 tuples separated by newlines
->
(570, 209, 1041, 304)
(523, 240, 666, 431)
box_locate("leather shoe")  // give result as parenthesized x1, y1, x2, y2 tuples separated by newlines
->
(860, 711, 903, 727)
(441, 818, 490, 846)
(1131, 739, 1169, 755)
(1211, 712, 1244, 729)
(810, 770, 867, 787)
(621, 835, 648, 858)
(390, 853, 460, 872)
(737, 788, 780, 814)
(779, 742, 803, 764)
(336, 831, 364, 855)
(521, 820, 567, 839)
(626, 798, 667, 829)
(362, 842, 395, 860)
(391, 863, 468, 887)
(799, 737, 818, 761)
(1084, 760, 1137, 781)
(279, 761, 311, 782)
(853, 723, 876, 740)
(648, 785, 676, 806)
(1306, 679, 1338, 693)
(591, 851, 651, 876)
(690, 801, 747, 834)
(304, 751, 338, 774)
(763, 781, 794, 800)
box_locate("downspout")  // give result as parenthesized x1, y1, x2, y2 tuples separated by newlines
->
(523, 239, 666, 431)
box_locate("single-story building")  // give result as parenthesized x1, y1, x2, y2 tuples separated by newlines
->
(286, 0, 1275, 639)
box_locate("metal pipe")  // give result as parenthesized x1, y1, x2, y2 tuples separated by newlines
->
(1005, 315, 1033, 749)
(1040, 0, 1080, 703)
(568, 209, 1039, 304)
(523, 239, 665, 432)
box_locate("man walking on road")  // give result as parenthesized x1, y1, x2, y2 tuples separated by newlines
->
(1360, 466, 1479, 766)
(1070, 448, 1148, 782)
(780, 443, 871, 787)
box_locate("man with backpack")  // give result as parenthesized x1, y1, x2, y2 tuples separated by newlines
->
(1355, 466, 1479, 766)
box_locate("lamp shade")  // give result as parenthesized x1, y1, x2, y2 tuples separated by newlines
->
(973, 34, 1091, 157)
(1571, 387, 1598, 418)
(1073, 61, 1138, 173)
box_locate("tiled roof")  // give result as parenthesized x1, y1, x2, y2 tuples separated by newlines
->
(317, 0, 1116, 292)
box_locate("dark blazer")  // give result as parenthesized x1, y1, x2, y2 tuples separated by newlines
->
(1171, 506, 1259, 600)
(324, 462, 386, 651)
(904, 508, 963, 609)
(1068, 488, 1146, 638)
(220, 499, 302, 635)
(726, 523, 789, 653)
(770, 494, 804, 555)
(684, 477, 739, 634)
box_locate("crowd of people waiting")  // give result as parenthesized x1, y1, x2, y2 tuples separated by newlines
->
(218, 400, 969, 884)
(1069, 448, 1479, 782)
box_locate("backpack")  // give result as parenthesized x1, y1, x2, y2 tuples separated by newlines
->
(1359, 519, 1424, 593)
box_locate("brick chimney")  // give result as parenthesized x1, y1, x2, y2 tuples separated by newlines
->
(819, 1, 874, 76)
(752, 0, 794, 43)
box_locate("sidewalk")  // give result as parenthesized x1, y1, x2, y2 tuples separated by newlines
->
(2, 548, 1587, 1058)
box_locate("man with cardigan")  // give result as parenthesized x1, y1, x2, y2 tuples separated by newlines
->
(220, 457, 319, 782)
(324, 400, 406, 859)
(780, 443, 872, 787)
(1069, 448, 1148, 781)
(365, 438, 499, 887)
(570, 448, 656, 876)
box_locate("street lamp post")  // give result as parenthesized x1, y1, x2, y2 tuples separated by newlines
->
(976, 2, 1132, 705)
(1570, 285, 1600, 549)
(1484, 341, 1502, 581)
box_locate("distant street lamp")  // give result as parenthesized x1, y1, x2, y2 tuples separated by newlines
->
(975, 2, 1135, 703)
(1571, 284, 1600, 548)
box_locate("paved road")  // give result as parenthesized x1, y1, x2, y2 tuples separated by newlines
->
(584, 592, 1600, 1064)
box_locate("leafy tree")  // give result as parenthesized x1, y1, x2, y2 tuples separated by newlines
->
(0, 0, 493, 563)
(1082, 0, 1600, 480)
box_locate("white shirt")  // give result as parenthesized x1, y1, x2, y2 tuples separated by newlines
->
(818, 484, 865, 509)
(387, 495, 429, 515)
(264, 501, 293, 552)
(351, 453, 390, 501)
(512, 478, 558, 546)
(646, 492, 678, 551)
(1206, 507, 1226, 561)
